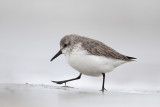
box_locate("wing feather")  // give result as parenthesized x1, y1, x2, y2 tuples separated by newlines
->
(80, 36, 132, 61)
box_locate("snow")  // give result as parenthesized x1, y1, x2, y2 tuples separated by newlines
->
(0, 83, 160, 107)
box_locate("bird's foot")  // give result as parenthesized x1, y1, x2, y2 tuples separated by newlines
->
(100, 88, 107, 93)
(52, 81, 67, 86)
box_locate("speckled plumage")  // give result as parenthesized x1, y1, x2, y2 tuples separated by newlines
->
(60, 34, 135, 61)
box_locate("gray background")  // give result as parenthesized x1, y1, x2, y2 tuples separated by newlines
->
(0, 0, 160, 91)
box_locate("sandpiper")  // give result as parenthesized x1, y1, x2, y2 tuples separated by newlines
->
(50, 34, 136, 92)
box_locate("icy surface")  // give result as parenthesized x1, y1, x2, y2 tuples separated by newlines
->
(0, 83, 160, 107)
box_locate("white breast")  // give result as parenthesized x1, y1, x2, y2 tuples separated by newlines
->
(64, 44, 127, 77)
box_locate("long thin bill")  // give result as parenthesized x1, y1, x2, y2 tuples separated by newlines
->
(50, 50, 62, 61)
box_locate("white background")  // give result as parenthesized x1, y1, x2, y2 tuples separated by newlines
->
(0, 0, 160, 91)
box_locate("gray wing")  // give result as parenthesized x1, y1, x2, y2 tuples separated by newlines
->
(81, 37, 132, 61)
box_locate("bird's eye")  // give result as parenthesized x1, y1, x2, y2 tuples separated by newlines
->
(64, 44, 67, 47)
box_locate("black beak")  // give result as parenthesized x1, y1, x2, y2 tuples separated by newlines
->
(50, 50, 62, 61)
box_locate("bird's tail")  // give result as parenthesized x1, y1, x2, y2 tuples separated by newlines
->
(126, 56, 137, 60)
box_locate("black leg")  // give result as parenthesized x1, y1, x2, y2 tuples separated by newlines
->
(101, 73, 107, 92)
(52, 73, 82, 86)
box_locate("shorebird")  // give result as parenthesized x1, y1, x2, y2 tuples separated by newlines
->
(50, 34, 136, 92)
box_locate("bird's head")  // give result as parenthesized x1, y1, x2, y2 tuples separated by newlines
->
(50, 34, 78, 61)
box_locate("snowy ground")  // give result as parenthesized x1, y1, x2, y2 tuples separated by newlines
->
(0, 83, 160, 107)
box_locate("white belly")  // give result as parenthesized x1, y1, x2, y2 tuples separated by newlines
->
(65, 52, 126, 77)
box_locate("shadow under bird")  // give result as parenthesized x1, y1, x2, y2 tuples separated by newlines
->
(50, 34, 136, 92)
